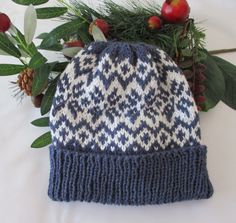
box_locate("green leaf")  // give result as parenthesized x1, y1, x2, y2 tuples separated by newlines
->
(31, 131, 51, 148)
(178, 59, 193, 69)
(91, 14, 98, 21)
(40, 35, 58, 48)
(0, 33, 21, 58)
(8, 24, 18, 37)
(12, 0, 49, 5)
(38, 43, 63, 51)
(12, 28, 38, 57)
(32, 63, 51, 96)
(196, 50, 207, 62)
(202, 54, 225, 111)
(77, 23, 92, 45)
(181, 48, 193, 57)
(179, 38, 190, 48)
(51, 62, 68, 72)
(62, 47, 82, 58)
(6, 34, 18, 45)
(0, 49, 10, 56)
(212, 56, 236, 109)
(40, 79, 57, 115)
(27, 42, 38, 56)
(31, 117, 49, 127)
(11, 27, 38, 57)
(40, 20, 84, 48)
(29, 52, 47, 69)
(0, 64, 25, 76)
(36, 7, 67, 19)
(36, 33, 49, 39)
(24, 4, 37, 45)
(91, 25, 107, 42)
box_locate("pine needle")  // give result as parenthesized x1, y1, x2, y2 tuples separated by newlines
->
(61, 0, 206, 60)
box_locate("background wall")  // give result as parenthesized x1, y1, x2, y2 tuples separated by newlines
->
(0, 0, 236, 223)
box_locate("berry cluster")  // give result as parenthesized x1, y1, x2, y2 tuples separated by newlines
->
(183, 64, 207, 111)
(148, 0, 190, 30)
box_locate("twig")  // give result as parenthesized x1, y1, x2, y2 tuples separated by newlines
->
(209, 48, 236, 55)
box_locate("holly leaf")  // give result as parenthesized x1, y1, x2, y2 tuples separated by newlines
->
(0, 33, 21, 58)
(29, 52, 47, 69)
(201, 54, 225, 111)
(40, 78, 58, 115)
(32, 63, 51, 96)
(31, 117, 49, 127)
(31, 131, 51, 148)
(212, 56, 236, 110)
(24, 4, 37, 45)
(36, 7, 67, 19)
(0, 64, 25, 76)
(12, 0, 49, 5)
(40, 20, 84, 48)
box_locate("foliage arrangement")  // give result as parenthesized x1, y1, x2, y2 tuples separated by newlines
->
(0, 0, 236, 148)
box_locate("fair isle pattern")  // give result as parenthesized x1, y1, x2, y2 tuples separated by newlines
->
(50, 42, 201, 153)
(48, 42, 213, 205)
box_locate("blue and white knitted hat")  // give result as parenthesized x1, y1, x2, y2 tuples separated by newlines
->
(48, 41, 213, 205)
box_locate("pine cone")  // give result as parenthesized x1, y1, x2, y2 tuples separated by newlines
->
(17, 68, 34, 96)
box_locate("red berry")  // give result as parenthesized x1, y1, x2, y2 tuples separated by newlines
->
(89, 19, 109, 36)
(183, 69, 193, 80)
(196, 63, 207, 74)
(64, 40, 84, 48)
(187, 80, 193, 89)
(196, 72, 206, 82)
(161, 0, 190, 23)
(32, 94, 44, 108)
(195, 95, 206, 104)
(0, 13, 11, 32)
(197, 105, 202, 111)
(195, 84, 205, 94)
(148, 16, 162, 30)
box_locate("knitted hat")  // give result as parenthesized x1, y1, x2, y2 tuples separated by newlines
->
(48, 41, 213, 205)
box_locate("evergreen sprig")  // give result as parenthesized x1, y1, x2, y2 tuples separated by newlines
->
(61, 1, 236, 113)
(67, 0, 206, 61)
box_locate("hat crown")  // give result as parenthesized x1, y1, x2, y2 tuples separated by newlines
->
(50, 41, 201, 153)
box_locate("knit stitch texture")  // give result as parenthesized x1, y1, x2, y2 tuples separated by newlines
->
(48, 41, 213, 205)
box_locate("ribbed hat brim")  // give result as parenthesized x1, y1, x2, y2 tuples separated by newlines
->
(48, 145, 213, 205)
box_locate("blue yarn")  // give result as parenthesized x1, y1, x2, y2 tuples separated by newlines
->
(48, 41, 213, 205)
(48, 145, 213, 205)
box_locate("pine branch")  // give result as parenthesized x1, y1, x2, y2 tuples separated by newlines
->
(62, 1, 206, 62)
(209, 48, 236, 55)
